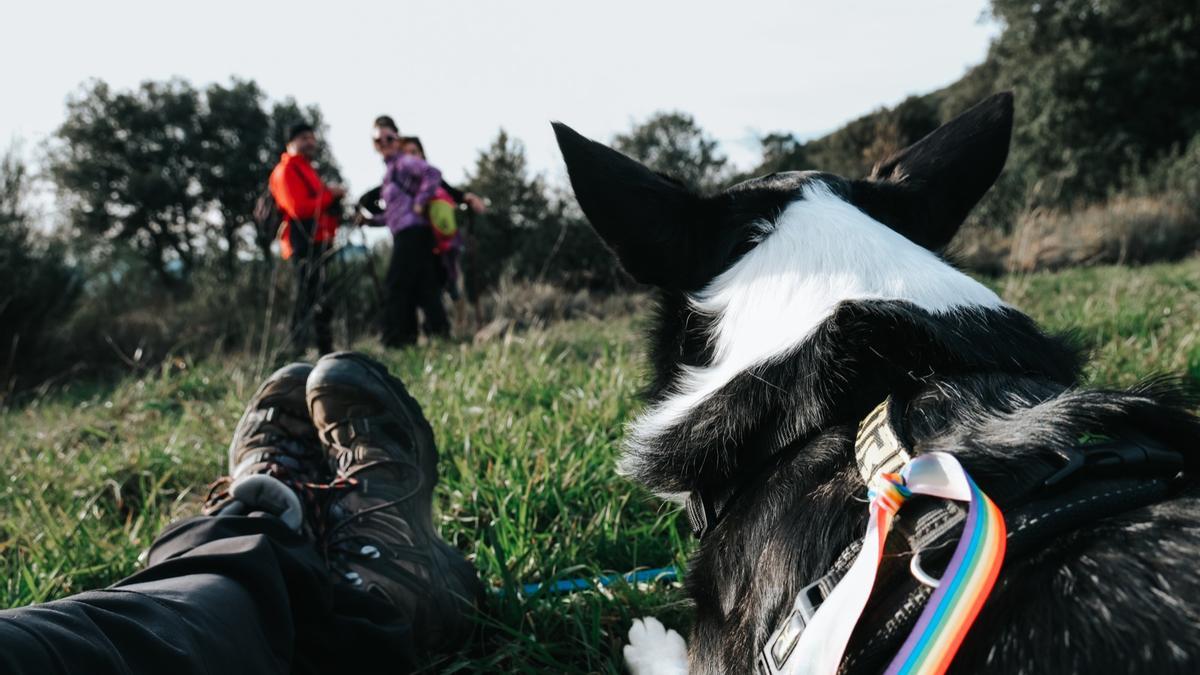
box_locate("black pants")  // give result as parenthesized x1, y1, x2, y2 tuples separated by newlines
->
(383, 227, 449, 347)
(0, 515, 414, 675)
(289, 224, 334, 355)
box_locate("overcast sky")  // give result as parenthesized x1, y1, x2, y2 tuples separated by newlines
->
(3, 0, 998, 196)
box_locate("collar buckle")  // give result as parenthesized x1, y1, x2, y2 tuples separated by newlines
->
(686, 490, 717, 538)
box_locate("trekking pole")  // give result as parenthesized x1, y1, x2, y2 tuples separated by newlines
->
(356, 221, 387, 310)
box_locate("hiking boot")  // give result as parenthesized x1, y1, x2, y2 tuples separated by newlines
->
(203, 363, 328, 535)
(307, 352, 482, 653)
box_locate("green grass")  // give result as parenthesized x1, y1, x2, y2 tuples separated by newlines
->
(2, 258, 1198, 672)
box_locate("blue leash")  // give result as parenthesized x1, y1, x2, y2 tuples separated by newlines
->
(511, 565, 679, 597)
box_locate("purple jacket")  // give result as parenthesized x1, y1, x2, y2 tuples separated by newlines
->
(373, 154, 442, 233)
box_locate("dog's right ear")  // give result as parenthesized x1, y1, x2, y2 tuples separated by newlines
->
(553, 122, 713, 290)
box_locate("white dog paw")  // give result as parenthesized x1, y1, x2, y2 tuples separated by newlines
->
(623, 616, 688, 675)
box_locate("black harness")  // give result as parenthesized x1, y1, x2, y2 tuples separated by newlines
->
(683, 399, 1188, 674)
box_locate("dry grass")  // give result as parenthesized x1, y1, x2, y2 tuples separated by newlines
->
(954, 194, 1200, 274)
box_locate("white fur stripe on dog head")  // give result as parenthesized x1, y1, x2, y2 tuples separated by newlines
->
(622, 182, 1003, 478)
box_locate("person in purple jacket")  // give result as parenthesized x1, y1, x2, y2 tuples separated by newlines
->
(366, 115, 450, 346)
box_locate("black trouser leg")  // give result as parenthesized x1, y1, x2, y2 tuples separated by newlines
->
(0, 515, 413, 675)
(384, 227, 449, 345)
(410, 227, 449, 338)
(308, 242, 334, 355)
(289, 225, 335, 355)
(383, 229, 420, 346)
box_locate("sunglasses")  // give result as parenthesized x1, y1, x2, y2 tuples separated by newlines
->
(373, 134, 400, 146)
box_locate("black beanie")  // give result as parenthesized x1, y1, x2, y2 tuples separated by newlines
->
(287, 122, 315, 142)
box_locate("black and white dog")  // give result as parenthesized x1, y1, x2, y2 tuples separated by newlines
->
(553, 93, 1200, 674)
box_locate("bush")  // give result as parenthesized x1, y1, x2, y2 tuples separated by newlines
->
(953, 135, 1200, 274)
(0, 226, 79, 398)
(0, 147, 80, 400)
(1005, 196, 1198, 272)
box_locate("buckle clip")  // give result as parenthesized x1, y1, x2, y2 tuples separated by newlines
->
(1085, 438, 1184, 474)
(760, 579, 825, 672)
(1043, 447, 1086, 488)
(1043, 438, 1184, 489)
(797, 579, 825, 620)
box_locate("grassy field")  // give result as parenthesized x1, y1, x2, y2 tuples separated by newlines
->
(2, 258, 1198, 672)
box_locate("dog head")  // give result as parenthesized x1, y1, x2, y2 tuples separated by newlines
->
(554, 93, 1014, 496)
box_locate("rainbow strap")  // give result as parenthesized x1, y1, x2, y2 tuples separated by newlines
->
(786, 452, 1006, 675)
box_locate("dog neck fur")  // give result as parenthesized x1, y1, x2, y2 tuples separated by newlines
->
(624, 183, 1004, 479)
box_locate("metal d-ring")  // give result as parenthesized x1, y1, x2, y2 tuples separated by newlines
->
(910, 549, 942, 588)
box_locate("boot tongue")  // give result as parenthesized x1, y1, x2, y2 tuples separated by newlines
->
(346, 453, 423, 499)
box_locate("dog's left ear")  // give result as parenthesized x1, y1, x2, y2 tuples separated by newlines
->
(553, 121, 719, 290)
(850, 92, 1013, 250)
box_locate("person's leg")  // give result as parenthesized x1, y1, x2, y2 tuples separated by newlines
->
(310, 241, 335, 355)
(0, 516, 312, 675)
(289, 223, 316, 352)
(413, 228, 450, 338)
(381, 233, 403, 345)
(0, 364, 414, 675)
(385, 229, 422, 346)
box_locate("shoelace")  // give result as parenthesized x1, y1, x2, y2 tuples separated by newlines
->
(322, 450, 429, 586)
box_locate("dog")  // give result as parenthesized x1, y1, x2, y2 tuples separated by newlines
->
(553, 93, 1200, 674)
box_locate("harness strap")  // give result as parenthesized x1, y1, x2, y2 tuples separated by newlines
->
(840, 474, 1178, 672)
(759, 399, 1187, 675)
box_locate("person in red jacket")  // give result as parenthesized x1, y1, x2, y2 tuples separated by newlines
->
(269, 123, 346, 355)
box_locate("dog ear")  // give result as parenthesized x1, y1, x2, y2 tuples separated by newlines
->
(850, 92, 1013, 250)
(553, 122, 715, 290)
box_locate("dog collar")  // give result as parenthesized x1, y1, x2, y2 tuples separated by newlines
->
(854, 397, 912, 482)
(686, 399, 910, 540)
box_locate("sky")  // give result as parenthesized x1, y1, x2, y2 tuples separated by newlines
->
(2, 0, 999, 197)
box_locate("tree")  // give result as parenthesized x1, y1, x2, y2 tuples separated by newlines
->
(988, 0, 1200, 206)
(50, 79, 206, 286)
(751, 132, 811, 178)
(464, 129, 553, 287)
(50, 78, 342, 277)
(463, 130, 623, 290)
(197, 78, 272, 271)
(613, 111, 729, 193)
(0, 144, 77, 394)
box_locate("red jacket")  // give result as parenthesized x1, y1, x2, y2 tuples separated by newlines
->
(268, 153, 339, 259)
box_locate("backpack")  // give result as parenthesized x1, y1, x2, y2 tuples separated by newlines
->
(253, 188, 284, 243)
(255, 159, 325, 244)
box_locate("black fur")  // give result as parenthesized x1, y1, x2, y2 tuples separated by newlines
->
(552, 122, 795, 291)
(554, 94, 1200, 673)
(680, 306, 1200, 673)
(628, 301, 1086, 494)
(853, 92, 1013, 250)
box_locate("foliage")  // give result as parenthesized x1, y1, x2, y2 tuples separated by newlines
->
(50, 79, 208, 286)
(744, 0, 1200, 236)
(988, 0, 1200, 208)
(0, 145, 79, 398)
(196, 78, 273, 270)
(2, 260, 1196, 671)
(465, 130, 625, 290)
(613, 111, 729, 193)
(49, 78, 340, 283)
